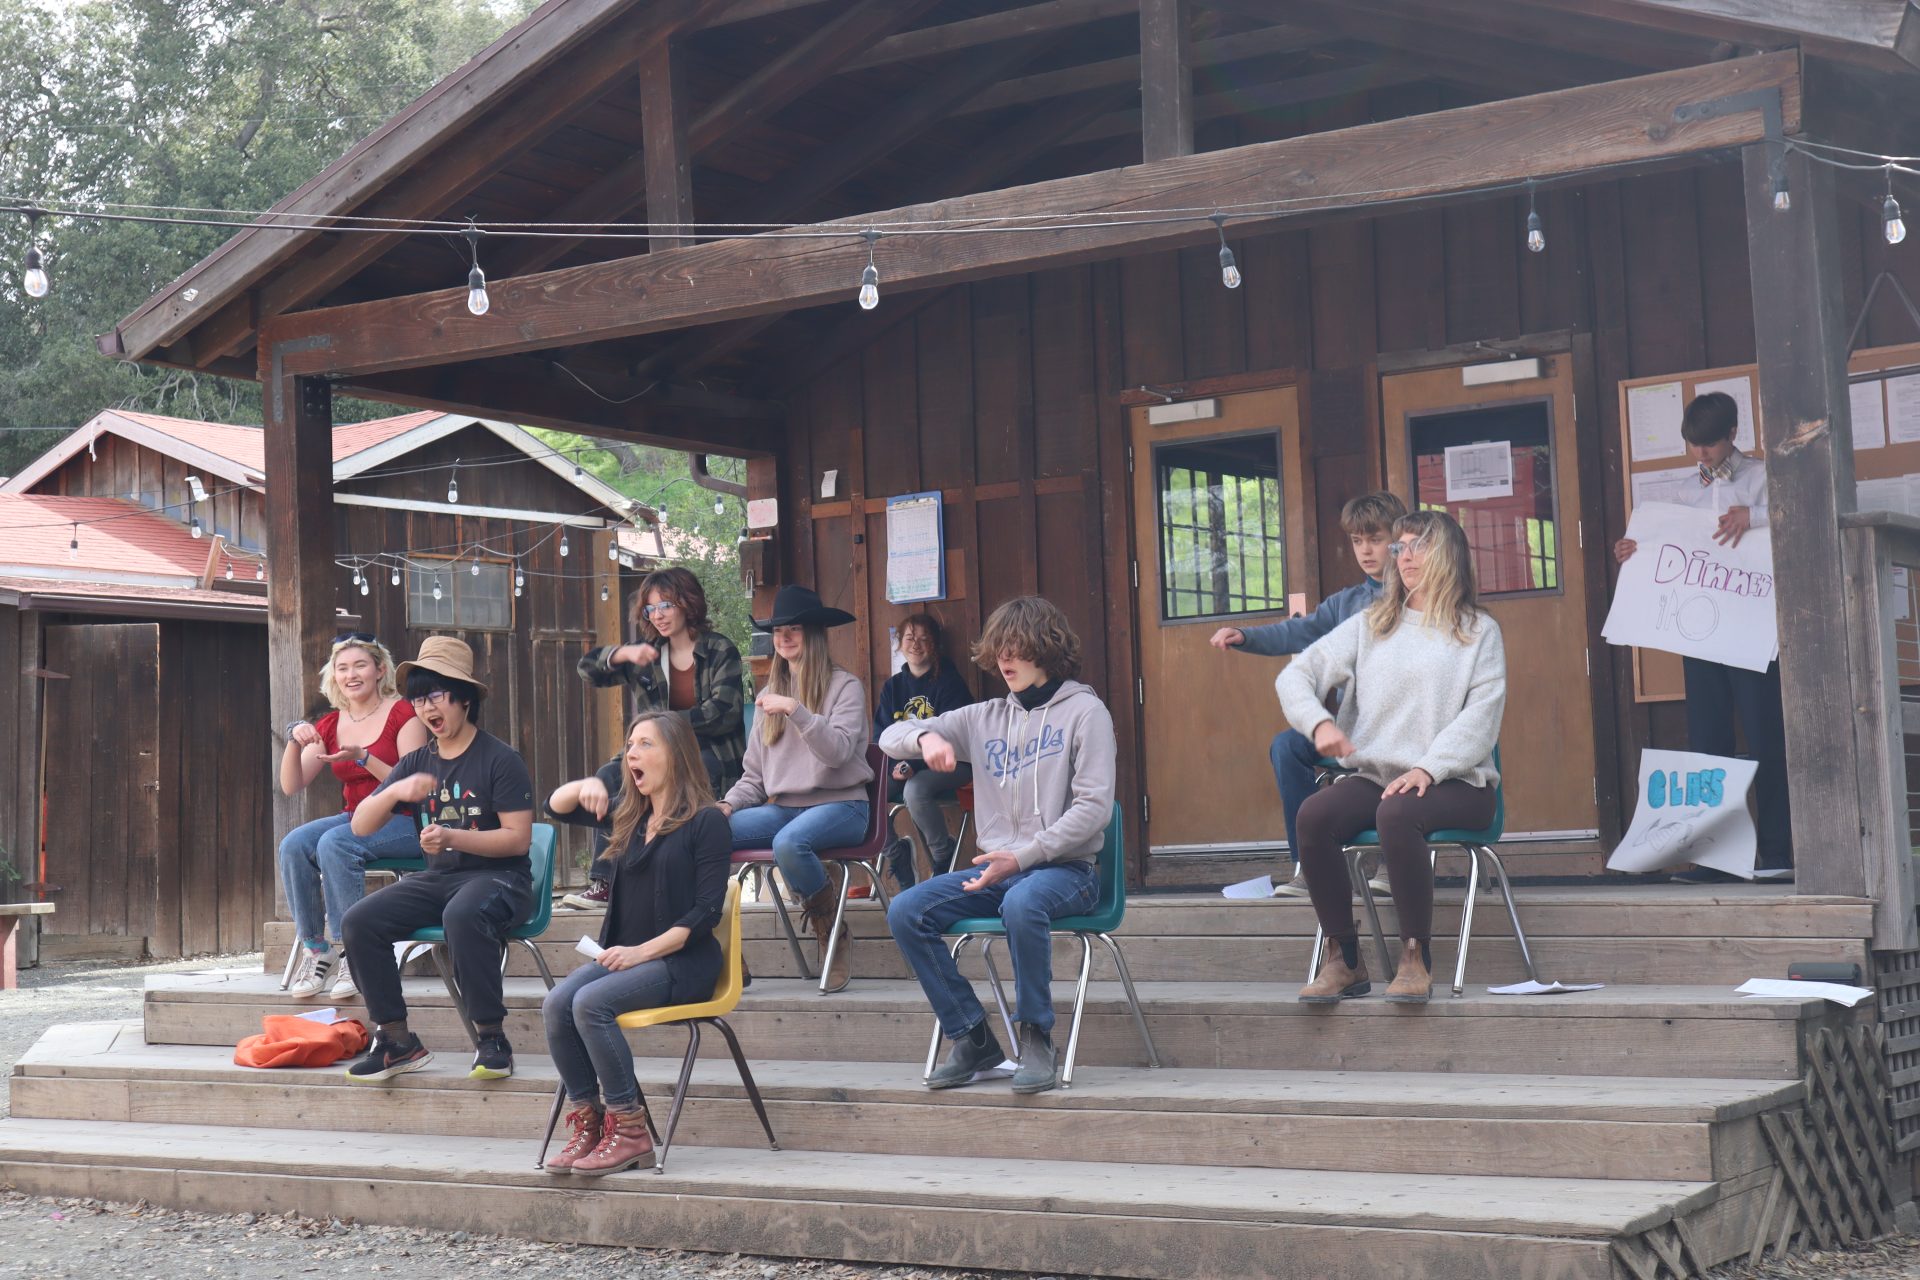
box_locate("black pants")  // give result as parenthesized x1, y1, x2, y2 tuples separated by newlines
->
(342, 865, 535, 1030)
(1295, 776, 1497, 944)
(1682, 656, 1792, 866)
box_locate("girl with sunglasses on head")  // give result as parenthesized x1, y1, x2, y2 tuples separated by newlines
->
(278, 633, 429, 1001)
(575, 568, 745, 908)
(1278, 510, 1507, 1006)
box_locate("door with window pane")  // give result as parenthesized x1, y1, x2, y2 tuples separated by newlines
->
(1130, 387, 1310, 854)
(1381, 362, 1599, 842)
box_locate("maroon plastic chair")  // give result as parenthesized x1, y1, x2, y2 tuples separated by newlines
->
(730, 745, 889, 992)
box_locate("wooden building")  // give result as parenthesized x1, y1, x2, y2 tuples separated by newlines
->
(10, 1, 1920, 1271)
(0, 408, 648, 956)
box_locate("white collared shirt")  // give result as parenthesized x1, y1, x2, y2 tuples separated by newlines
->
(1665, 450, 1769, 528)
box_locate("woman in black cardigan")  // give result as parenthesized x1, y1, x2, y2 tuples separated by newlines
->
(541, 711, 730, 1176)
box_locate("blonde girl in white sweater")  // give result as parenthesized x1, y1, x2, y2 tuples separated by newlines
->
(1276, 510, 1506, 1006)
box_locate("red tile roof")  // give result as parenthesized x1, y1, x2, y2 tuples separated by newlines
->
(0, 575, 267, 619)
(114, 408, 442, 469)
(0, 493, 225, 580)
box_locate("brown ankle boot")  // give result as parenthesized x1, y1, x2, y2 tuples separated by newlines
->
(545, 1102, 607, 1172)
(803, 866, 852, 993)
(1299, 935, 1370, 1004)
(1385, 939, 1432, 1004)
(572, 1105, 654, 1175)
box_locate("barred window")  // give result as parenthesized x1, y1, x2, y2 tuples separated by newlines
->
(1410, 402, 1560, 596)
(1154, 434, 1286, 622)
(407, 557, 513, 631)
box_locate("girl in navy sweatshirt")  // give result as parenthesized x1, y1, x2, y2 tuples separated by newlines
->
(872, 613, 976, 885)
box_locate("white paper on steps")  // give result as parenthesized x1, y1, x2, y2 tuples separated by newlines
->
(1488, 980, 1606, 995)
(1221, 875, 1273, 900)
(295, 1006, 341, 1024)
(1736, 978, 1873, 1007)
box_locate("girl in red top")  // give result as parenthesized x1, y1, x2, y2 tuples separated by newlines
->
(277, 633, 428, 1001)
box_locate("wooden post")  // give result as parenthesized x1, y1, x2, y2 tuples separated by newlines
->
(261, 357, 339, 874)
(1742, 141, 1865, 897)
(1139, 0, 1193, 162)
(639, 38, 695, 252)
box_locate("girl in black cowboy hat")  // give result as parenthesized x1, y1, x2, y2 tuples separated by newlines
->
(718, 584, 873, 992)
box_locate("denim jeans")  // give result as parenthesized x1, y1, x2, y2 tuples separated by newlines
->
(543, 959, 676, 1110)
(728, 801, 870, 899)
(887, 859, 1099, 1039)
(1269, 728, 1322, 860)
(277, 811, 424, 946)
(887, 765, 972, 886)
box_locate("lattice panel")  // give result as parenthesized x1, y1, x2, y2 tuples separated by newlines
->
(1611, 1217, 1708, 1280)
(1875, 948, 1920, 1153)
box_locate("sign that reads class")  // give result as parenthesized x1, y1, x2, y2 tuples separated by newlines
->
(1606, 749, 1758, 878)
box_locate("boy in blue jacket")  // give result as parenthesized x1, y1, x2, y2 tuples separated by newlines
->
(1209, 491, 1407, 897)
(873, 613, 976, 885)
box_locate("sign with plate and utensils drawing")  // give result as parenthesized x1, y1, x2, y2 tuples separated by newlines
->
(1607, 749, 1758, 878)
(1601, 501, 1778, 672)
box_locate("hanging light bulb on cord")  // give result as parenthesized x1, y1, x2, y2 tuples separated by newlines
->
(600, 580, 610, 603)
(431, 575, 443, 602)
(858, 229, 880, 310)
(21, 208, 47, 298)
(390, 565, 401, 587)
(1525, 182, 1545, 254)
(471, 555, 481, 576)
(1885, 168, 1907, 246)
(446, 461, 460, 505)
(463, 219, 489, 316)
(1211, 214, 1241, 289)
(559, 530, 570, 558)
(257, 561, 266, 582)
(67, 522, 78, 561)
(1772, 171, 1791, 212)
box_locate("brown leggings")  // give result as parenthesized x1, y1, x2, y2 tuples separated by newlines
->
(1295, 775, 1497, 943)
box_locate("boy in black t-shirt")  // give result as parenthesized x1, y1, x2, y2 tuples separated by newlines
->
(342, 637, 536, 1083)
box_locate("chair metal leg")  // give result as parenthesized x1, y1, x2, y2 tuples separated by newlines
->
(1481, 846, 1541, 984)
(712, 1017, 779, 1151)
(1097, 931, 1160, 1069)
(861, 860, 891, 911)
(425, 945, 480, 1050)
(1308, 921, 1324, 983)
(535, 1082, 566, 1169)
(1350, 847, 1395, 978)
(655, 1023, 703, 1175)
(924, 934, 976, 1078)
(279, 941, 302, 991)
(1453, 844, 1483, 998)
(748, 865, 813, 980)
(977, 936, 1019, 1051)
(519, 937, 557, 990)
(1060, 933, 1094, 1088)
(819, 860, 857, 995)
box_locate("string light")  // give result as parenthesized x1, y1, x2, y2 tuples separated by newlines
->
(1885, 168, 1906, 246)
(67, 522, 78, 560)
(463, 219, 489, 317)
(431, 575, 443, 601)
(190, 515, 203, 539)
(858, 229, 880, 311)
(572, 451, 583, 481)
(256, 562, 266, 581)
(514, 567, 525, 590)
(600, 579, 610, 602)
(607, 538, 620, 562)
(21, 208, 46, 298)
(446, 460, 460, 505)
(1211, 214, 1241, 289)
(1525, 182, 1545, 254)
(470, 555, 480, 575)
(559, 530, 570, 558)
(713, 496, 725, 515)
(389, 566, 400, 586)
(1772, 171, 1791, 212)
(359, 577, 369, 595)
(225, 563, 234, 580)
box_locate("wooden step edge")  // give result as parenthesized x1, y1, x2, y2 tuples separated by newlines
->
(0, 1119, 1720, 1238)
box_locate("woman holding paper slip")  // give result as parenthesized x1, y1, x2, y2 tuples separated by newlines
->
(1278, 510, 1506, 1006)
(541, 712, 731, 1175)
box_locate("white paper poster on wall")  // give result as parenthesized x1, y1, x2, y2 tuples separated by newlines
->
(1850, 380, 1890, 452)
(1887, 373, 1920, 445)
(1606, 750, 1758, 878)
(1443, 441, 1514, 501)
(1693, 375, 1753, 449)
(1630, 466, 1697, 509)
(1626, 382, 1687, 460)
(1601, 502, 1777, 672)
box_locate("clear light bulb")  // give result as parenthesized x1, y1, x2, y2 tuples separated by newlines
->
(1886, 195, 1907, 245)
(600, 582, 610, 602)
(190, 516, 203, 539)
(390, 567, 400, 587)
(1218, 245, 1241, 289)
(257, 563, 266, 581)
(471, 558, 480, 576)
(559, 532, 570, 558)
(514, 569, 524, 589)
(466, 265, 489, 317)
(68, 528, 79, 560)
(1772, 176, 1791, 212)
(447, 476, 459, 504)
(713, 497, 725, 515)
(23, 248, 47, 299)
(608, 540, 619, 562)
(225, 564, 234, 580)
(514, 584, 522, 598)
(431, 577, 443, 601)
(858, 263, 879, 311)
(360, 579, 369, 596)
(1526, 210, 1546, 254)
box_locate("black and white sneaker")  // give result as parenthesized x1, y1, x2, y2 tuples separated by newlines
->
(469, 1031, 513, 1081)
(345, 1032, 432, 1083)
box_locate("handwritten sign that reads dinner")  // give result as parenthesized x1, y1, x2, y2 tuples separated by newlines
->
(1607, 749, 1758, 878)
(1601, 501, 1777, 672)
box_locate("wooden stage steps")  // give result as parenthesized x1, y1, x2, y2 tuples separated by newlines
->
(0, 885, 1881, 1278)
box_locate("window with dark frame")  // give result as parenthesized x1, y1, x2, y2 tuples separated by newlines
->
(1153, 433, 1287, 622)
(406, 557, 513, 631)
(1408, 401, 1560, 596)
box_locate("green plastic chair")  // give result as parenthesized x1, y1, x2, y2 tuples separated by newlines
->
(920, 802, 1159, 1087)
(403, 823, 558, 1048)
(1305, 748, 1539, 997)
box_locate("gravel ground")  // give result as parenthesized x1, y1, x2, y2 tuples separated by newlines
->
(4, 954, 1919, 1279)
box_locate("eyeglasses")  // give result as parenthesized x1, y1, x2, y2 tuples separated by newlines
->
(408, 690, 453, 708)
(332, 631, 376, 646)
(642, 602, 677, 617)
(1388, 540, 1421, 558)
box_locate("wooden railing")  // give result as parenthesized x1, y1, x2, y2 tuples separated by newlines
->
(1838, 511, 1920, 950)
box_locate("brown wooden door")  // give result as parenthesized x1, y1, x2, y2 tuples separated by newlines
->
(1380, 361, 1600, 839)
(1130, 387, 1311, 853)
(39, 623, 162, 946)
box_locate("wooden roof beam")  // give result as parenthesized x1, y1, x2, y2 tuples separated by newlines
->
(260, 52, 1801, 379)
(842, 0, 1139, 71)
(1273, 0, 1652, 87)
(1063, 58, 1432, 145)
(1516, 0, 1920, 71)
(640, 39, 696, 252)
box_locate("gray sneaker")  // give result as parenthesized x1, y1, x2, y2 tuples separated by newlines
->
(926, 1024, 1005, 1090)
(1011, 1023, 1059, 1095)
(1269, 870, 1311, 898)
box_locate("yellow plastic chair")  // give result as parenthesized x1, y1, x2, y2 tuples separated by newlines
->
(536, 881, 777, 1175)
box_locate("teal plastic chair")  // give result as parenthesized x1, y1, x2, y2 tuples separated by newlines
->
(403, 823, 558, 1048)
(278, 852, 427, 991)
(919, 802, 1159, 1087)
(1306, 749, 1539, 997)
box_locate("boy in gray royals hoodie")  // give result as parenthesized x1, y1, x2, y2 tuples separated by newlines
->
(881, 596, 1116, 1096)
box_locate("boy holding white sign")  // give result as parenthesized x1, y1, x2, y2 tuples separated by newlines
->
(1612, 391, 1791, 882)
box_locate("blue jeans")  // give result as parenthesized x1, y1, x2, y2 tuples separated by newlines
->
(277, 811, 424, 946)
(887, 860, 1099, 1039)
(543, 959, 675, 1110)
(1270, 728, 1322, 859)
(728, 801, 870, 899)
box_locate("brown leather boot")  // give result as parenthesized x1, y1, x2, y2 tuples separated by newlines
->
(803, 865, 852, 993)
(544, 1102, 607, 1172)
(1384, 939, 1432, 1005)
(572, 1105, 655, 1175)
(1298, 934, 1371, 1004)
